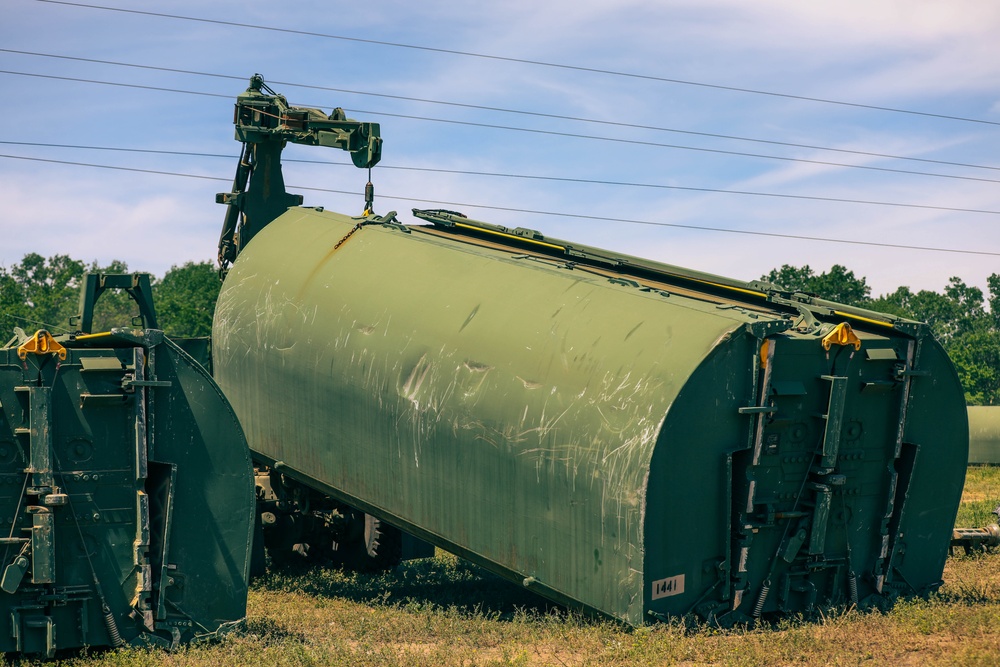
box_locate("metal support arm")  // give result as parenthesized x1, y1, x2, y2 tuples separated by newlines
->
(217, 75, 382, 270)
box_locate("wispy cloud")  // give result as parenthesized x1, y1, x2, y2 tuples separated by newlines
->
(1, 0, 998, 297)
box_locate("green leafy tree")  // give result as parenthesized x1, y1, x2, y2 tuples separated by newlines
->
(986, 274, 1000, 331)
(0, 255, 146, 336)
(949, 274, 1000, 405)
(1, 254, 222, 340)
(949, 330, 1000, 406)
(154, 261, 221, 337)
(765, 266, 1000, 405)
(0, 268, 30, 343)
(763, 264, 815, 293)
(868, 278, 986, 345)
(872, 278, 999, 405)
(762, 264, 870, 306)
(865, 286, 915, 320)
(7, 253, 86, 334)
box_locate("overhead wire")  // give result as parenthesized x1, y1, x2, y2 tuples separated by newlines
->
(4, 49, 999, 174)
(3, 32, 999, 259)
(0, 141, 1000, 215)
(6, 140, 1000, 204)
(0, 70, 230, 101)
(3, 70, 999, 186)
(1, 152, 998, 258)
(31, 0, 1000, 127)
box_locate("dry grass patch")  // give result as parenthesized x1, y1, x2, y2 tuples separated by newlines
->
(5, 467, 1000, 666)
(957, 466, 1000, 527)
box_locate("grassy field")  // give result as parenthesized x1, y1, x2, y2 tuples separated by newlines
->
(8, 467, 1000, 666)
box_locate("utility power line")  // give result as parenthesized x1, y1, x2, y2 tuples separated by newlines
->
(1, 152, 998, 258)
(6, 140, 1000, 204)
(32, 0, 1000, 127)
(4, 48, 999, 174)
(3, 70, 999, 186)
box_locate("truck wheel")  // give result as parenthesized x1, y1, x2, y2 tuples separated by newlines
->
(334, 513, 402, 572)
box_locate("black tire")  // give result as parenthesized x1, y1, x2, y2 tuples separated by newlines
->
(334, 513, 403, 572)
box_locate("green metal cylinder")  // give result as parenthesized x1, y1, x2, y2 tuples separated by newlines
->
(968, 406, 1000, 464)
(214, 207, 967, 625)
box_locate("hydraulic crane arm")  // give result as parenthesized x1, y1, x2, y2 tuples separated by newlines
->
(217, 74, 382, 270)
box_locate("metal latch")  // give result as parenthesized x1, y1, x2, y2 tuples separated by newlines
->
(17, 330, 67, 361)
(122, 377, 172, 392)
(821, 322, 861, 351)
(0, 544, 31, 594)
(739, 405, 777, 415)
(895, 366, 931, 379)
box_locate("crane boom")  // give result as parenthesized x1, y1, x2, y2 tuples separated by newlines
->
(216, 74, 381, 269)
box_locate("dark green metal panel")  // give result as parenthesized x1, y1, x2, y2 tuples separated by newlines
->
(894, 339, 967, 591)
(74, 273, 159, 332)
(214, 206, 967, 626)
(646, 332, 966, 621)
(0, 329, 253, 655)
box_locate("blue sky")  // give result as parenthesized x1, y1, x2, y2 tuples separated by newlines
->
(2, 0, 999, 298)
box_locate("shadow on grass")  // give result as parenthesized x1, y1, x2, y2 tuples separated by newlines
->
(254, 555, 566, 620)
(937, 551, 1000, 604)
(235, 615, 312, 645)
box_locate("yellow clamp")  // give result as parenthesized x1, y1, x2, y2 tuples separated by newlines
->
(821, 322, 861, 351)
(17, 330, 67, 361)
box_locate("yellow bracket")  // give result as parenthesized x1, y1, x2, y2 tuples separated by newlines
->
(17, 330, 67, 361)
(821, 322, 862, 351)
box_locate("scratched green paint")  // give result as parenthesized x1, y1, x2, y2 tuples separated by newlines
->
(214, 206, 967, 625)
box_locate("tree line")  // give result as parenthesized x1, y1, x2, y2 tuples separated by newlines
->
(2, 254, 997, 405)
(0, 253, 220, 340)
(764, 264, 1000, 406)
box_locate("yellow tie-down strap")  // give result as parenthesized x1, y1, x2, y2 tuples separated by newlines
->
(821, 322, 862, 351)
(17, 330, 67, 361)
